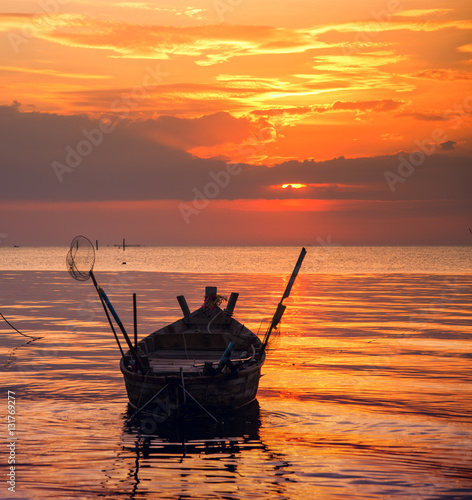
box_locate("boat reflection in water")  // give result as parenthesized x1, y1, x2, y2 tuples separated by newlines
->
(124, 399, 263, 455)
(118, 400, 295, 499)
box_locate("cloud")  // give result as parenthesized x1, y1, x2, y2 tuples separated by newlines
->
(2, 10, 471, 77)
(412, 69, 472, 81)
(251, 106, 315, 117)
(0, 13, 39, 23)
(314, 16, 472, 40)
(2, 15, 332, 65)
(439, 140, 456, 150)
(396, 112, 449, 122)
(0, 12, 81, 38)
(0, 65, 111, 80)
(381, 133, 404, 141)
(116, 2, 206, 20)
(8, 11, 469, 67)
(2, 11, 469, 121)
(61, 81, 273, 117)
(128, 112, 253, 149)
(331, 99, 404, 112)
(457, 43, 472, 53)
(62, 83, 407, 123)
(250, 99, 404, 119)
(392, 9, 454, 18)
(1, 105, 471, 206)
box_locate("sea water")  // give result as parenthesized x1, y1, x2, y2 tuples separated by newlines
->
(0, 246, 471, 499)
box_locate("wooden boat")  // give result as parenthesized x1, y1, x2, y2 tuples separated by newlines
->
(67, 236, 306, 421)
(120, 287, 265, 420)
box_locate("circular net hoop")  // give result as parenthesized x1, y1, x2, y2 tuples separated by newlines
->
(66, 235, 95, 281)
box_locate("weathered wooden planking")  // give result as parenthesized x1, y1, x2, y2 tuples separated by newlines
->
(149, 362, 204, 374)
(148, 350, 246, 360)
(148, 350, 248, 373)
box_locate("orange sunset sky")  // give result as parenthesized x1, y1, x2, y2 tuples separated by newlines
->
(0, 0, 471, 245)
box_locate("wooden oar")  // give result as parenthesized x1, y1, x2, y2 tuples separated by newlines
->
(262, 247, 307, 351)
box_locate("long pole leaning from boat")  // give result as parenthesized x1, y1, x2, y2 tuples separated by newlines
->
(94, 283, 125, 359)
(262, 247, 307, 351)
(89, 271, 144, 373)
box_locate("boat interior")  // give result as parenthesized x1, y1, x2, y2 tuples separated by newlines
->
(127, 287, 263, 376)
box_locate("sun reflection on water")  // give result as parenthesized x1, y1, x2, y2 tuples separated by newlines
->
(1, 269, 471, 499)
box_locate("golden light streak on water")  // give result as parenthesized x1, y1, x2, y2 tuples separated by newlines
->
(1, 259, 471, 498)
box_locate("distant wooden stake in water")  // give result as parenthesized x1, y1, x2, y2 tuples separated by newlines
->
(133, 293, 138, 349)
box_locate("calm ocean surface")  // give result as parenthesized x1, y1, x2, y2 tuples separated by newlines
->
(0, 245, 471, 273)
(1, 246, 471, 499)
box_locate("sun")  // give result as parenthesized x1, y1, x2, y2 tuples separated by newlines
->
(282, 184, 307, 189)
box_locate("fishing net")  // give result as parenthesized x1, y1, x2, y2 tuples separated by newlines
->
(66, 235, 95, 281)
(258, 318, 281, 350)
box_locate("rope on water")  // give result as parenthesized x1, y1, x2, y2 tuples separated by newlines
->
(0, 312, 43, 340)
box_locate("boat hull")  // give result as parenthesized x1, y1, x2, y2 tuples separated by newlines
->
(120, 295, 266, 420)
(120, 357, 263, 418)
